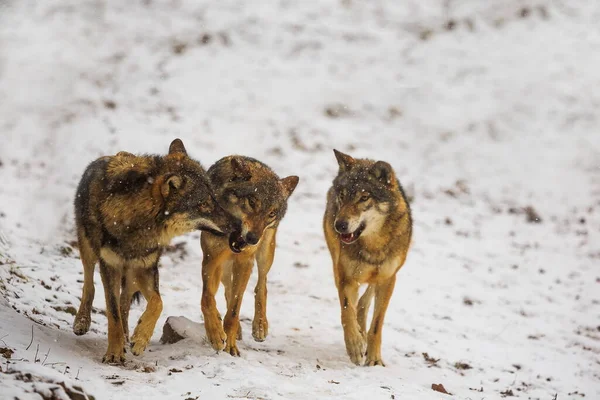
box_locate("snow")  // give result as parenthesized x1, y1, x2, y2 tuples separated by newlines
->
(1, 0, 599, 399)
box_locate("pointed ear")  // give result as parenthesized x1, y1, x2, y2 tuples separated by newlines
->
(160, 174, 183, 198)
(280, 175, 299, 199)
(230, 157, 252, 181)
(333, 149, 355, 172)
(169, 138, 187, 155)
(370, 161, 395, 187)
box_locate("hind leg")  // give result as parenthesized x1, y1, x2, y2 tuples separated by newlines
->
(253, 228, 276, 342)
(130, 264, 163, 356)
(119, 268, 135, 345)
(73, 229, 98, 336)
(357, 284, 374, 338)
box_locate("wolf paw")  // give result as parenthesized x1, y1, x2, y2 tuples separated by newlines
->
(73, 315, 91, 336)
(205, 324, 227, 351)
(252, 317, 269, 342)
(129, 336, 149, 356)
(365, 357, 386, 367)
(224, 341, 241, 357)
(345, 331, 366, 366)
(102, 349, 125, 365)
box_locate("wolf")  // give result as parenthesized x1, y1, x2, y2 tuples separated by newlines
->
(323, 149, 412, 366)
(72, 138, 240, 364)
(200, 156, 299, 356)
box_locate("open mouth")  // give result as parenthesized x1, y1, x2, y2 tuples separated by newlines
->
(339, 223, 365, 244)
(228, 231, 247, 253)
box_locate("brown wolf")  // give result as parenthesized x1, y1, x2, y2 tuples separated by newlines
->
(72, 139, 240, 364)
(323, 150, 412, 366)
(200, 156, 299, 356)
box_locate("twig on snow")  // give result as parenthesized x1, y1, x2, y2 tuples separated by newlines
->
(34, 344, 40, 363)
(42, 347, 51, 365)
(25, 325, 34, 351)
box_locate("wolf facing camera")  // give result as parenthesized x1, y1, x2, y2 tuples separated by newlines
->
(323, 149, 412, 366)
(201, 156, 299, 356)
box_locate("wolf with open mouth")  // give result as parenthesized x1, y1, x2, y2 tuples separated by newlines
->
(200, 156, 299, 356)
(323, 149, 412, 367)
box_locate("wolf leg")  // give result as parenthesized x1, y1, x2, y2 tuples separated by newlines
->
(130, 264, 163, 356)
(337, 275, 365, 365)
(365, 275, 396, 367)
(357, 284, 374, 338)
(223, 257, 253, 356)
(201, 241, 228, 351)
(119, 268, 135, 345)
(73, 229, 97, 336)
(221, 259, 243, 340)
(253, 228, 276, 342)
(99, 260, 125, 365)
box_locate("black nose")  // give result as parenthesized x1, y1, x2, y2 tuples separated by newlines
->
(335, 220, 349, 233)
(245, 231, 259, 245)
(231, 218, 242, 232)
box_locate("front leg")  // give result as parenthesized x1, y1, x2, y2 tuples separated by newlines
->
(200, 237, 229, 351)
(223, 258, 254, 356)
(365, 275, 396, 367)
(130, 265, 164, 356)
(337, 276, 365, 365)
(99, 261, 125, 365)
(253, 228, 276, 342)
(222, 262, 243, 340)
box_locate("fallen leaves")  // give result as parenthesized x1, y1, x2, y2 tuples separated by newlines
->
(454, 361, 472, 370)
(431, 383, 451, 395)
(422, 352, 440, 367)
(0, 347, 14, 359)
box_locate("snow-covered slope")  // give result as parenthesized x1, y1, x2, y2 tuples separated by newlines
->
(0, 1, 599, 399)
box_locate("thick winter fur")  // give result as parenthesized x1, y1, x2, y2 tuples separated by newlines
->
(72, 139, 239, 365)
(323, 150, 412, 366)
(201, 156, 299, 356)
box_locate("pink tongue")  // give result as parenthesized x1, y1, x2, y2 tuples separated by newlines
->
(341, 233, 354, 243)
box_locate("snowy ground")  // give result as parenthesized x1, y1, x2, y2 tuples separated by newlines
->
(1, 0, 599, 399)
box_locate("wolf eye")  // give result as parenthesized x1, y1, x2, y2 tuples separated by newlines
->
(247, 197, 256, 209)
(359, 194, 370, 202)
(268, 210, 277, 218)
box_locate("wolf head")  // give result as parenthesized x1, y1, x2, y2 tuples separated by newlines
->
(158, 139, 240, 241)
(211, 156, 299, 253)
(330, 149, 401, 244)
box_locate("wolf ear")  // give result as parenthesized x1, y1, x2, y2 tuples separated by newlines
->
(160, 174, 183, 198)
(333, 149, 355, 172)
(230, 157, 252, 181)
(280, 175, 299, 199)
(169, 138, 188, 155)
(370, 161, 395, 187)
